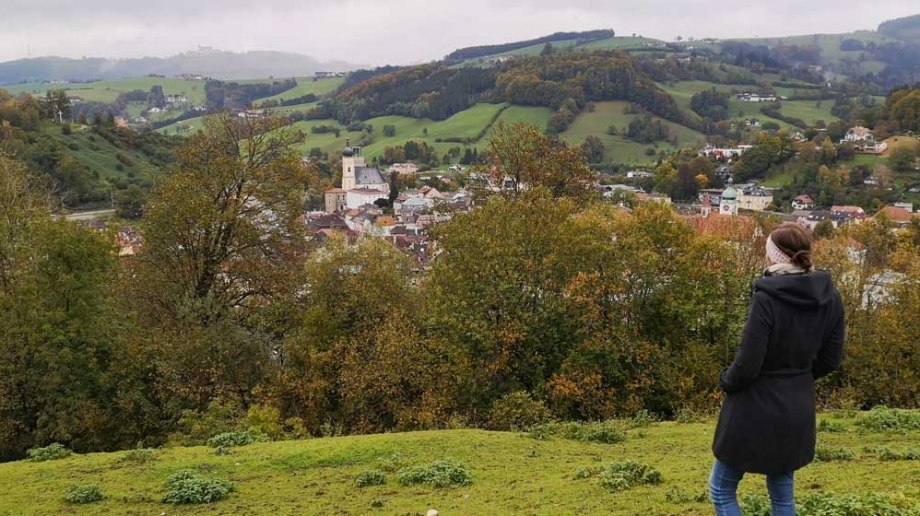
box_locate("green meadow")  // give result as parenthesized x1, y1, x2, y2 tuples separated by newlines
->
(561, 101, 706, 164)
(1, 411, 917, 515)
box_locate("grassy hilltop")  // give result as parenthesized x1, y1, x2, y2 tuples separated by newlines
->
(1, 410, 918, 515)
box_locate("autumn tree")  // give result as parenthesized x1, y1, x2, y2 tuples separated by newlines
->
(481, 121, 596, 201)
(131, 113, 310, 411)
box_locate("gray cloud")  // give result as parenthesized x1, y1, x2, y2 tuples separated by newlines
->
(0, 0, 917, 65)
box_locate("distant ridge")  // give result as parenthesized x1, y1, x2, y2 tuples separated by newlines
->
(444, 29, 615, 63)
(0, 48, 359, 84)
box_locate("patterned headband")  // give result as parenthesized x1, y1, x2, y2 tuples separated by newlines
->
(766, 235, 792, 265)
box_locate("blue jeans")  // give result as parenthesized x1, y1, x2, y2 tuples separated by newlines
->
(709, 459, 795, 515)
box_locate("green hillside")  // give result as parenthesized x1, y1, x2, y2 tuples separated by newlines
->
(1, 411, 917, 515)
(49, 125, 169, 183)
(5, 77, 209, 105)
(561, 101, 706, 163)
(778, 100, 839, 126)
(257, 76, 344, 103)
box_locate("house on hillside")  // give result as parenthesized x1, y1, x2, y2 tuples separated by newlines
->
(735, 92, 777, 102)
(875, 206, 919, 227)
(626, 170, 653, 179)
(792, 194, 814, 210)
(830, 205, 868, 223)
(840, 126, 887, 154)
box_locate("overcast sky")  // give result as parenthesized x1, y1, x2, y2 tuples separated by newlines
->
(1, 0, 918, 65)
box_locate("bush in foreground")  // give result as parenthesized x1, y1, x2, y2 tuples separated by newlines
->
(64, 484, 104, 504)
(530, 420, 626, 444)
(162, 470, 234, 504)
(397, 459, 472, 488)
(206, 430, 269, 449)
(815, 445, 854, 462)
(27, 443, 72, 462)
(486, 391, 552, 431)
(117, 447, 158, 464)
(597, 461, 662, 492)
(355, 471, 387, 487)
(742, 491, 920, 515)
(855, 408, 920, 433)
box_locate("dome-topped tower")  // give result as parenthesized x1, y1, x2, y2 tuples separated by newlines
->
(342, 138, 355, 157)
(720, 179, 739, 215)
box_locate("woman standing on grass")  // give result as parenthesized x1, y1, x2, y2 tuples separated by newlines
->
(709, 223, 846, 515)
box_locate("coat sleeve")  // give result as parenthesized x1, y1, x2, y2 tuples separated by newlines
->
(720, 291, 773, 393)
(813, 292, 845, 380)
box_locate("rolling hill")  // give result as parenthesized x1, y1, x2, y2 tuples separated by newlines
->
(0, 48, 358, 84)
(0, 411, 917, 514)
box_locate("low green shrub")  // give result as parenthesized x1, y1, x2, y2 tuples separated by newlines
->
(64, 484, 104, 504)
(378, 453, 406, 473)
(206, 430, 269, 449)
(355, 471, 387, 487)
(486, 391, 552, 431)
(573, 467, 597, 479)
(27, 443, 72, 462)
(118, 447, 157, 464)
(530, 420, 626, 444)
(865, 446, 920, 461)
(818, 419, 846, 433)
(629, 410, 657, 428)
(397, 459, 472, 488)
(597, 461, 662, 492)
(162, 470, 234, 504)
(665, 486, 709, 503)
(815, 445, 854, 461)
(798, 492, 918, 515)
(855, 408, 920, 433)
(741, 492, 918, 516)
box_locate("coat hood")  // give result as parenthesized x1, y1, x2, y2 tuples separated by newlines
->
(755, 269, 836, 308)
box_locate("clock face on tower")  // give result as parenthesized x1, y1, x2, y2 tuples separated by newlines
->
(722, 204, 732, 213)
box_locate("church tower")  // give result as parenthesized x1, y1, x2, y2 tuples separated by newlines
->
(720, 180, 739, 216)
(341, 139, 357, 191)
(701, 193, 712, 218)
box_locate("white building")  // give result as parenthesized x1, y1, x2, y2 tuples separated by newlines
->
(739, 186, 774, 211)
(389, 163, 419, 177)
(341, 140, 389, 209)
(840, 126, 888, 154)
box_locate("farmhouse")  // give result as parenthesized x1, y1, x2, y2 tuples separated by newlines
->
(792, 194, 814, 210)
(840, 126, 888, 154)
(735, 92, 778, 102)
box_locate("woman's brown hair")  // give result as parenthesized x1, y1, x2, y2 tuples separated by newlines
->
(770, 222, 813, 269)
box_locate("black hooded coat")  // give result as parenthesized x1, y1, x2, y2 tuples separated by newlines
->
(712, 269, 845, 474)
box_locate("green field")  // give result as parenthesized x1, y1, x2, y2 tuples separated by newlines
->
(157, 116, 207, 136)
(561, 101, 706, 164)
(778, 100, 839, 126)
(494, 105, 554, 128)
(257, 77, 344, 104)
(1, 411, 917, 515)
(4, 77, 209, 105)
